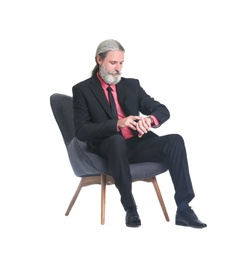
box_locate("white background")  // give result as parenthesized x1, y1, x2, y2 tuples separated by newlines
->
(1, 0, 250, 259)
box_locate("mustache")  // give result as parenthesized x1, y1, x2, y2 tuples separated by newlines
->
(109, 71, 121, 75)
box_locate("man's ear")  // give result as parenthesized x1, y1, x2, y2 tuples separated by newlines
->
(96, 55, 102, 65)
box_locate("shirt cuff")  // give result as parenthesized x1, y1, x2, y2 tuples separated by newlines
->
(148, 115, 159, 127)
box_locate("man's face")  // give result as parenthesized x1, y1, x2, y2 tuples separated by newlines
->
(97, 50, 124, 84)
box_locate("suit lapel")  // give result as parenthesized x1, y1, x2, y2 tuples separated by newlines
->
(116, 80, 131, 116)
(89, 76, 133, 118)
(90, 77, 113, 117)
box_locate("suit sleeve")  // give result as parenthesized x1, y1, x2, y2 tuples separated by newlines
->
(137, 82, 170, 126)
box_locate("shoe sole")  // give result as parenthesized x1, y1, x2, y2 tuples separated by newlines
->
(126, 222, 141, 227)
(176, 221, 207, 228)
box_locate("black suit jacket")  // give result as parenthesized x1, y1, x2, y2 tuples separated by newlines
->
(72, 75, 170, 148)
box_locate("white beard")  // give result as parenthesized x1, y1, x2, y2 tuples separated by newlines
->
(100, 65, 122, 84)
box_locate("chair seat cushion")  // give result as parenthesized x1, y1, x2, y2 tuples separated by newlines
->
(66, 137, 168, 179)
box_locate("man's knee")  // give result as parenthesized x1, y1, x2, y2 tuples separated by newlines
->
(163, 134, 185, 152)
(172, 134, 185, 145)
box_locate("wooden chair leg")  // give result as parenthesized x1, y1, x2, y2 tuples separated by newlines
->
(65, 177, 85, 216)
(101, 174, 106, 225)
(152, 177, 170, 221)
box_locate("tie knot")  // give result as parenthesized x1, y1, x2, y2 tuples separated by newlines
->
(107, 86, 112, 92)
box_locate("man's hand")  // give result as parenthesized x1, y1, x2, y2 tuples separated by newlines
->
(117, 116, 153, 138)
(136, 117, 153, 138)
(117, 115, 143, 130)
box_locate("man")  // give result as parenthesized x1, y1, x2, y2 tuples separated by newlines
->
(72, 39, 207, 228)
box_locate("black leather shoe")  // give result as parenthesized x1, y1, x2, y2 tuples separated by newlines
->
(126, 206, 141, 227)
(175, 207, 207, 229)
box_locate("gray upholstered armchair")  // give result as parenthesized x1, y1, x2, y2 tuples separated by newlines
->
(50, 93, 169, 224)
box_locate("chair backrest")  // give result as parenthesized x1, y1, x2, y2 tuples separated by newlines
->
(50, 93, 109, 177)
(50, 93, 75, 144)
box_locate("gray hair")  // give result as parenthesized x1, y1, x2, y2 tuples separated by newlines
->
(91, 39, 125, 76)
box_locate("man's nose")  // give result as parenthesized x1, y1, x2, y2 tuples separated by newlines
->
(115, 64, 122, 72)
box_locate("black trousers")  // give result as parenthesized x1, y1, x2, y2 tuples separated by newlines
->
(97, 132, 195, 211)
